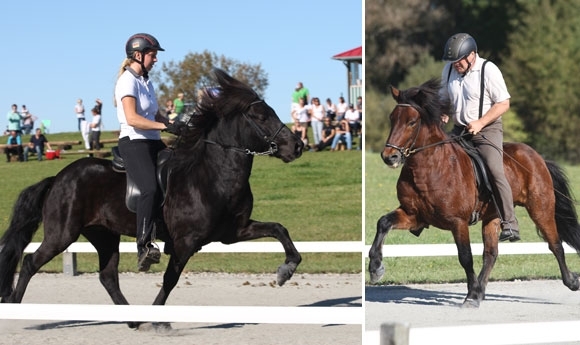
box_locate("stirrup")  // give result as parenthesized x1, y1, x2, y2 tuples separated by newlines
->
(137, 243, 161, 272)
(499, 227, 520, 242)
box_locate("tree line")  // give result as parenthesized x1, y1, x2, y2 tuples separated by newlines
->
(366, 0, 580, 163)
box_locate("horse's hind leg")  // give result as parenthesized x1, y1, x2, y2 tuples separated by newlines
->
(224, 220, 301, 286)
(83, 229, 130, 305)
(7, 239, 74, 303)
(528, 207, 579, 291)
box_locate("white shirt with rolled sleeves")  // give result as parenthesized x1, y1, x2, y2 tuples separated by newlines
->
(115, 69, 161, 140)
(440, 53, 510, 127)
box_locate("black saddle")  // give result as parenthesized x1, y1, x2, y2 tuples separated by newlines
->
(111, 146, 173, 213)
(454, 135, 494, 225)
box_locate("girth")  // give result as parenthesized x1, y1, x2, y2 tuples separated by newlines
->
(111, 146, 172, 213)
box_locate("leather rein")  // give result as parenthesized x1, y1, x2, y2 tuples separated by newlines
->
(385, 103, 465, 158)
(204, 99, 286, 156)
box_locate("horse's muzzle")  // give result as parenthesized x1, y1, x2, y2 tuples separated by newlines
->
(381, 149, 402, 168)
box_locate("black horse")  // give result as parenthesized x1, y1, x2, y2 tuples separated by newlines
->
(0, 68, 304, 327)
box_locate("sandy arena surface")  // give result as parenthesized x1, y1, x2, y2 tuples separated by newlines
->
(366, 279, 580, 344)
(0, 272, 362, 345)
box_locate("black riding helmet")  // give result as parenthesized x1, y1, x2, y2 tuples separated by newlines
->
(125, 33, 164, 78)
(442, 33, 477, 62)
(125, 33, 164, 58)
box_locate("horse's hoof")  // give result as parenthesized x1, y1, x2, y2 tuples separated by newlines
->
(153, 322, 173, 333)
(276, 262, 297, 286)
(369, 264, 385, 284)
(461, 298, 480, 309)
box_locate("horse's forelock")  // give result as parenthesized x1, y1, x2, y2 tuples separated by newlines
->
(399, 78, 449, 125)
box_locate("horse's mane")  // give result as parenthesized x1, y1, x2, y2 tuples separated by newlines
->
(396, 78, 451, 126)
(171, 68, 260, 168)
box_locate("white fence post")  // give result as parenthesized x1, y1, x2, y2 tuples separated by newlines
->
(62, 251, 77, 276)
(380, 322, 410, 345)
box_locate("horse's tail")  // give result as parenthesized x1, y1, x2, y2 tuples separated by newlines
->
(0, 176, 55, 297)
(545, 161, 580, 251)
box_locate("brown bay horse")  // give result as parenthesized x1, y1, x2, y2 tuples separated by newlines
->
(368, 79, 580, 307)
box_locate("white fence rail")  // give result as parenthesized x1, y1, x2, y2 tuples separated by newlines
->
(0, 304, 362, 325)
(367, 321, 580, 345)
(23, 241, 362, 276)
(365, 242, 580, 345)
(364, 242, 578, 257)
(4, 241, 363, 326)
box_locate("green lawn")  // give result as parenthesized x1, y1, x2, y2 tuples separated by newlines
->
(0, 131, 362, 274)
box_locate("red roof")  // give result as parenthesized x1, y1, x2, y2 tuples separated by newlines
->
(332, 46, 362, 61)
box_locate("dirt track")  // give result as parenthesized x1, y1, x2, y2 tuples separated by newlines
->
(366, 279, 580, 344)
(0, 272, 362, 345)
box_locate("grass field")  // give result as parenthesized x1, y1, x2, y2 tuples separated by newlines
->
(0, 131, 362, 274)
(365, 151, 580, 284)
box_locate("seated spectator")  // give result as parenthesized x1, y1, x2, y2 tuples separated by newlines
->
(291, 119, 309, 149)
(4, 130, 23, 162)
(325, 98, 337, 122)
(313, 117, 335, 151)
(344, 103, 361, 138)
(24, 128, 52, 162)
(330, 119, 352, 151)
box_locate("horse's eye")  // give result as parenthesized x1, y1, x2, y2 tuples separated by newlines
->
(408, 120, 417, 127)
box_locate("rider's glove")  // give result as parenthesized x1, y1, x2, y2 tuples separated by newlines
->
(163, 121, 187, 136)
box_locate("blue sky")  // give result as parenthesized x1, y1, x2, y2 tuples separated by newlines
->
(1, 0, 362, 134)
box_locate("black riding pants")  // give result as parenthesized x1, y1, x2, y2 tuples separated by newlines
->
(118, 137, 166, 248)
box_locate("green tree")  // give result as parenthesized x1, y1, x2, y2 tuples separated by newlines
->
(503, 0, 580, 162)
(153, 50, 268, 107)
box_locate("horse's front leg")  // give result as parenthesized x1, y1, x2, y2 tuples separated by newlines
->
(476, 218, 500, 300)
(226, 220, 301, 286)
(450, 222, 481, 308)
(368, 208, 419, 283)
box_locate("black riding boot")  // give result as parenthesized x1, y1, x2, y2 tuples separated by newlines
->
(137, 219, 161, 271)
(499, 220, 520, 242)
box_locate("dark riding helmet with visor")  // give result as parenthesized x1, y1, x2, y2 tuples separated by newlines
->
(442, 33, 477, 63)
(125, 33, 164, 78)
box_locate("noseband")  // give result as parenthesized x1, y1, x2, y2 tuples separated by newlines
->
(385, 103, 423, 158)
(241, 100, 285, 156)
(204, 99, 285, 156)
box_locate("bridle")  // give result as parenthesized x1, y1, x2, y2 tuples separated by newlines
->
(385, 103, 465, 158)
(384, 104, 423, 158)
(204, 99, 285, 156)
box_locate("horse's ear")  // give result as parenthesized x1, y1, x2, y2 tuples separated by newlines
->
(390, 85, 400, 101)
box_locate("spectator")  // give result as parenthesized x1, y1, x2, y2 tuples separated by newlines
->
(173, 93, 185, 120)
(291, 119, 309, 149)
(90, 106, 102, 150)
(330, 118, 352, 151)
(6, 104, 22, 134)
(325, 98, 337, 121)
(74, 98, 85, 131)
(4, 130, 23, 162)
(291, 82, 310, 108)
(336, 96, 348, 121)
(94, 98, 103, 114)
(291, 97, 311, 129)
(345, 103, 361, 138)
(20, 105, 35, 135)
(24, 128, 52, 161)
(313, 117, 335, 151)
(165, 99, 175, 119)
(310, 97, 325, 147)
